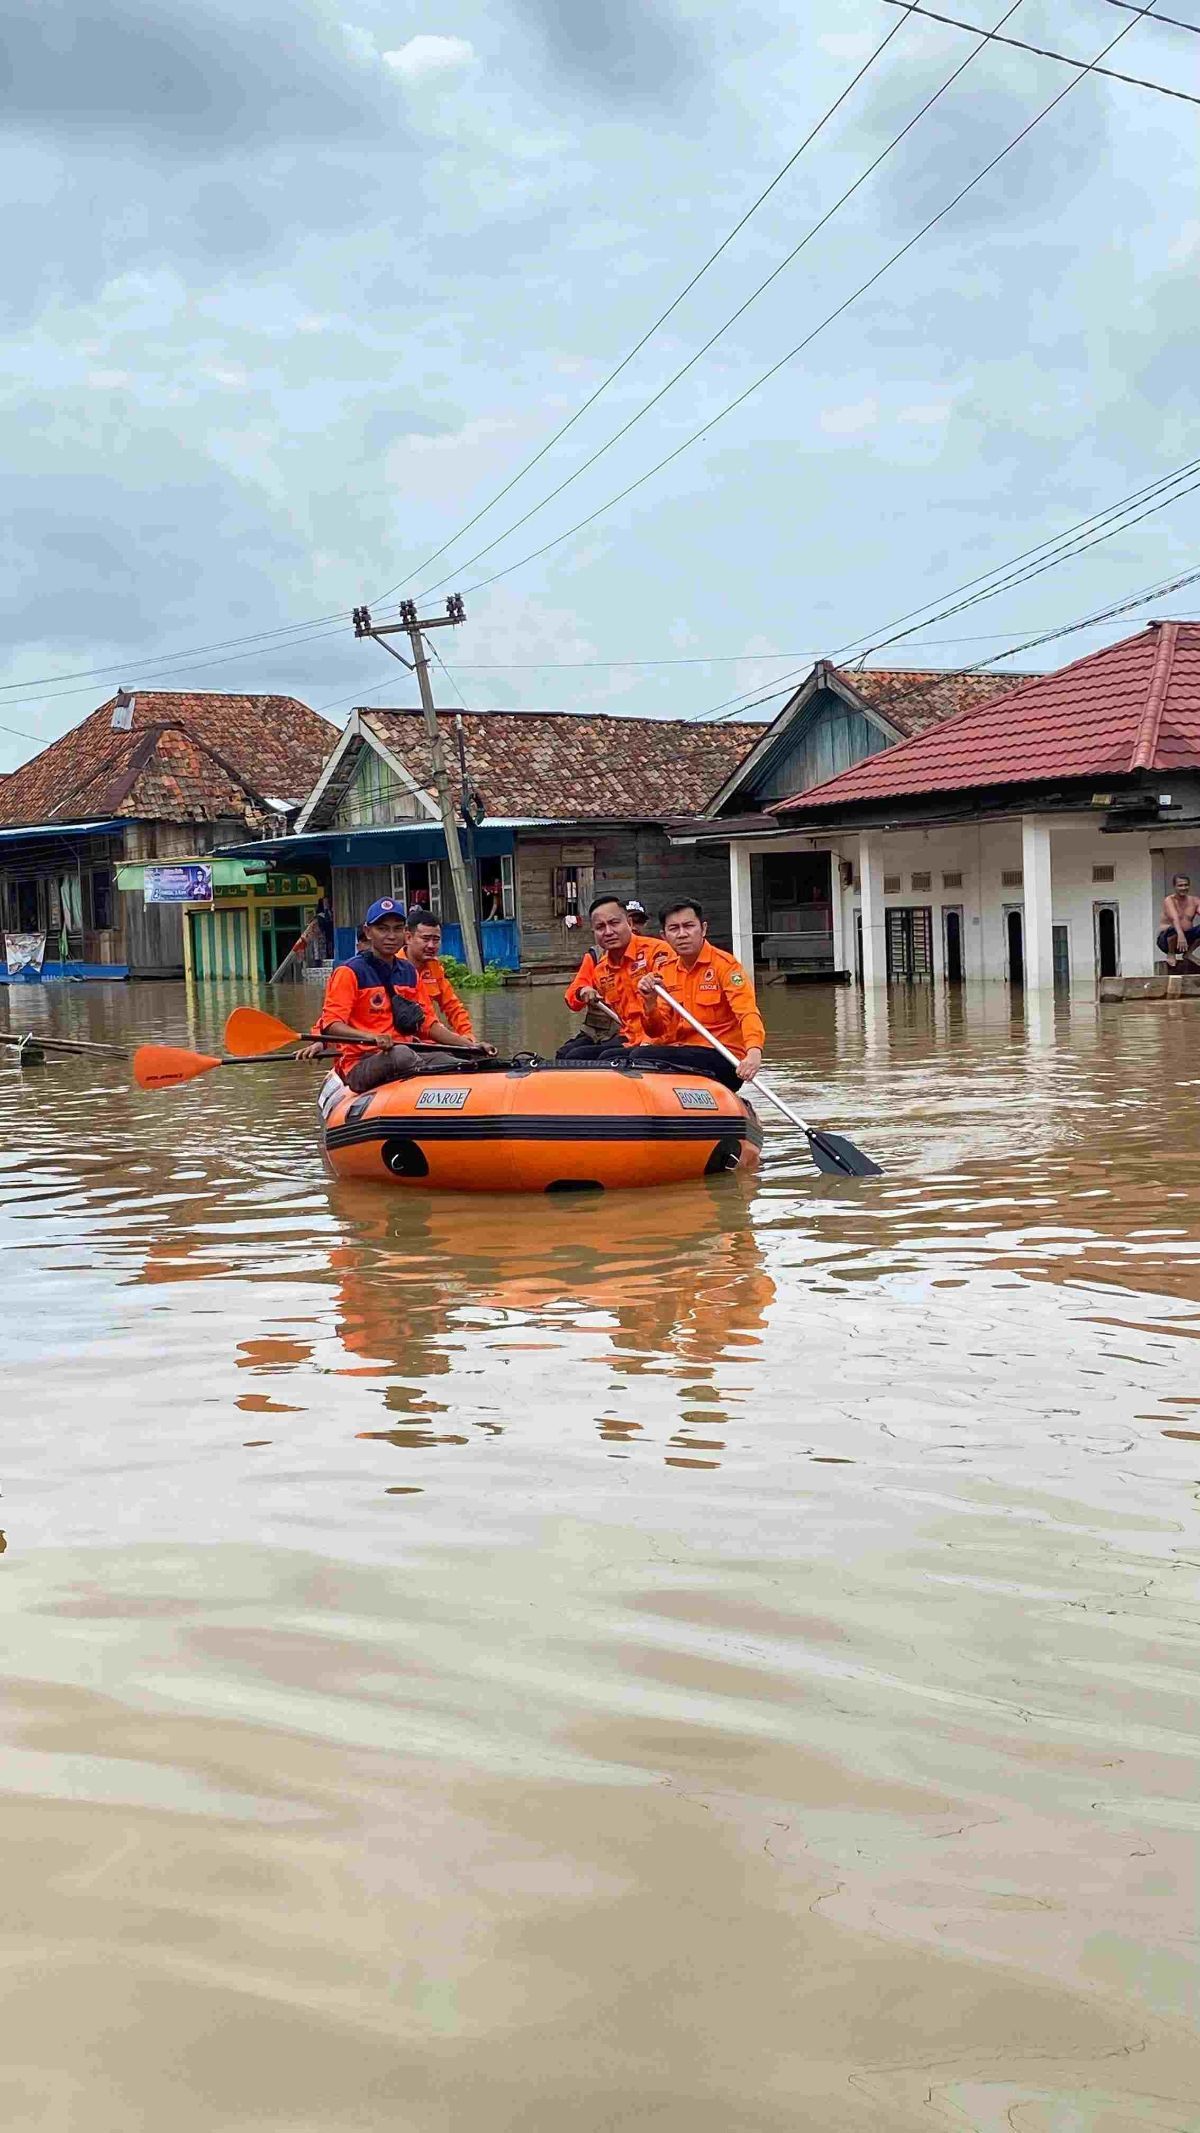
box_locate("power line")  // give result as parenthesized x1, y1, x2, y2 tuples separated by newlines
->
(415, 0, 1028, 602)
(0, 609, 353, 702)
(830, 455, 1200, 662)
(837, 466, 1200, 664)
(883, 1, 1200, 104)
(449, 2, 1163, 604)
(366, 14, 913, 608)
(1093, 0, 1200, 33)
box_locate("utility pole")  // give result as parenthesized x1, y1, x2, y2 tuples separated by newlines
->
(352, 595, 482, 976)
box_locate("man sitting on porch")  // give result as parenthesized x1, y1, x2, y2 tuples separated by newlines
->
(1157, 874, 1200, 969)
(406, 912, 478, 1043)
(315, 899, 470, 1092)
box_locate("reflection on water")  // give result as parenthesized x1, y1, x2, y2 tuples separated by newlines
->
(1, 979, 1199, 2129)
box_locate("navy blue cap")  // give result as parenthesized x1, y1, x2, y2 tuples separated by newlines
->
(363, 897, 406, 925)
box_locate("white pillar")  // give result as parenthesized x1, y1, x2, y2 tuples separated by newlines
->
(1021, 815, 1054, 989)
(829, 851, 846, 973)
(859, 832, 886, 986)
(729, 841, 754, 969)
(1121, 843, 1158, 977)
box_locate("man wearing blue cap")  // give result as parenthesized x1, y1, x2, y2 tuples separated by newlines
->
(316, 898, 472, 1091)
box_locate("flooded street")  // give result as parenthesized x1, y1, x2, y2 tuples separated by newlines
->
(1, 977, 1197, 2132)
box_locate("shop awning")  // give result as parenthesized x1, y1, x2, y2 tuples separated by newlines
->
(0, 819, 126, 846)
(219, 822, 527, 866)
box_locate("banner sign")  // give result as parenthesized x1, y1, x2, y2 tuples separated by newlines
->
(145, 864, 213, 905)
(4, 932, 47, 976)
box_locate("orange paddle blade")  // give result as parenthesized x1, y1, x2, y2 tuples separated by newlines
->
(133, 1045, 223, 1091)
(223, 1007, 302, 1056)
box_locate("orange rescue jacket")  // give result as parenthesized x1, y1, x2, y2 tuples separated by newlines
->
(564, 933, 673, 1044)
(316, 952, 434, 1079)
(416, 956, 474, 1040)
(645, 942, 765, 1059)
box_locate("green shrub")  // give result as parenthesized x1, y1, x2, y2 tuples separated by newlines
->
(441, 953, 506, 991)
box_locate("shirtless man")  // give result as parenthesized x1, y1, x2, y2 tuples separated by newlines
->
(1157, 874, 1200, 967)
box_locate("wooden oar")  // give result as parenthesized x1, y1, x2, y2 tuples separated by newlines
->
(132, 1043, 322, 1091)
(223, 1006, 482, 1059)
(646, 980, 882, 1178)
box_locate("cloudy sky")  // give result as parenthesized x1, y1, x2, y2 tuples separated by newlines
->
(2, 0, 1199, 769)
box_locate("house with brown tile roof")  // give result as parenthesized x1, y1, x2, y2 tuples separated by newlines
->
(0, 690, 334, 980)
(226, 703, 771, 972)
(666, 658, 1040, 975)
(679, 626, 1200, 993)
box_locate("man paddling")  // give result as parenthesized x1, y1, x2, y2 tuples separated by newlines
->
(564, 894, 672, 1045)
(1157, 873, 1200, 969)
(640, 898, 765, 1083)
(405, 912, 480, 1042)
(315, 899, 468, 1092)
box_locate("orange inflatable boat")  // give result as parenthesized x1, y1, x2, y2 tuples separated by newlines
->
(319, 1061, 756, 1192)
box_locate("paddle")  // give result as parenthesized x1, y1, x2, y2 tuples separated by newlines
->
(0, 1030, 131, 1058)
(132, 1043, 321, 1091)
(223, 1006, 484, 1059)
(646, 980, 882, 1179)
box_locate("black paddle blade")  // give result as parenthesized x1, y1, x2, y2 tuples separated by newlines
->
(806, 1129, 882, 1178)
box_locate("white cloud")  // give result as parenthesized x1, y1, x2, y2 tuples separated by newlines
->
(819, 396, 879, 437)
(899, 402, 951, 426)
(382, 35, 475, 80)
(86, 369, 132, 391)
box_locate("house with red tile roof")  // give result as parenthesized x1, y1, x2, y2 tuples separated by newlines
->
(227, 704, 771, 971)
(667, 658, 1038, 975)
(0, 690, 334, 979)
(675, 625, 1200, 990)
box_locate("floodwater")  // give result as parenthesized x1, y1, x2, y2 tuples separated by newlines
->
(0, 975, 1197, 2133)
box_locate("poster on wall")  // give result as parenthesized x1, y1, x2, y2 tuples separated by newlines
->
(144, 864, 213, 905)
(4, 932, 47, 976)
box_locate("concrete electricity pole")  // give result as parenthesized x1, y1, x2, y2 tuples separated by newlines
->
(352, 595, 483, 976)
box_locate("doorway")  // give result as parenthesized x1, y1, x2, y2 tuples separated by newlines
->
(260, 905, 307, 981)
(942, 905, 964, 983)
(885, 905, 933, 981)
(1005, 906, 1024, 985)
(1094, 901, 1120, 978)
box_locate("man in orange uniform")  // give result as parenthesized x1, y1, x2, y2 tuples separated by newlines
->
(405, 912, 478, 1041)
(315, 898, 466, 1092)
(564, 894, 673, 1044)
(640, 897, 765, 1082)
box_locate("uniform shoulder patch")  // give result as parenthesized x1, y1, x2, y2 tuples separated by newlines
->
(728, 970, 744, 987)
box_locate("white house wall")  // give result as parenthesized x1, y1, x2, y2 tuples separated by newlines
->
(735, 816, 1175, 987)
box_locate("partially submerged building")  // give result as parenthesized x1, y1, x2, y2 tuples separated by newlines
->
(0, 691, 333, 978)
(669, 661, 1035, 973)
(679, 624, 1200, 988)
(227, 706, 769, 971)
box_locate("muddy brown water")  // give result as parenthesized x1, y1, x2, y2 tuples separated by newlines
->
(0, 977, 1197, 2132)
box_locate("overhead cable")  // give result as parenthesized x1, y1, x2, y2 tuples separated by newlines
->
(450, 2, 1162, 602)
(366, 14, 913, 607)
(415, 0, 1028, 601)
(882, 1, 1200, 104)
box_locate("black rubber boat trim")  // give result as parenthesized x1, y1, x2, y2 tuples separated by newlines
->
(326, 1113, 746, 1150)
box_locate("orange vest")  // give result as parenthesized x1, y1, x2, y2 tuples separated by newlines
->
(647, 942, 765, 1058)
(564, 933, 673, 1043)
(317, 954, 434, 1079)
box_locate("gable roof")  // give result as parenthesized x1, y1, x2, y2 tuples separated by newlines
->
(702, 659, 1038, 817)
(0, 690, 336, 829)
(771, 624, 1200, 817)
(302, 707, 771, 829)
